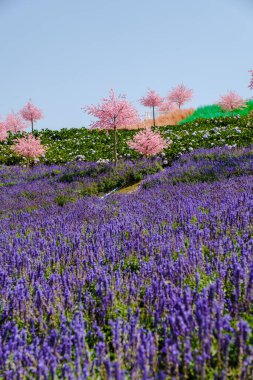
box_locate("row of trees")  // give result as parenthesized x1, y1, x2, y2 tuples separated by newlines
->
(0, 72, 252, 166)
(0, 101, 43, 138)
(137, 85, 251, 127)
(139, 84, 193, 127)
(83, 89, 171, 165)
(0, 102, 45, 165)
(0, 95, 169, 165)
(83, 72, 253, 165)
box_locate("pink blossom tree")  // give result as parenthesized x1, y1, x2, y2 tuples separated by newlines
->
(83, 89, 140, 165)
(128, 128, 171, 157)
(11, 134, 46, 166)
(139, 89, 163, 127)
(20, 101, 44, 133)
(218, 91, 246, 115)
(0, 121, 7, 141)
(5, 113, 28, 133)
(158, 99, 177, 114)
(249, 70, 253, 90)
(168, 84, 193, 109)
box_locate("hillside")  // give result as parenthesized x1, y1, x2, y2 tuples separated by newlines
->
(1, 114, 253, 165)
(179, 99, 253, 124)
(1, 146, 253, 377)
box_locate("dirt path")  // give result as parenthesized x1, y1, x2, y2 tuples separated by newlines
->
(117, 181, 142, 194)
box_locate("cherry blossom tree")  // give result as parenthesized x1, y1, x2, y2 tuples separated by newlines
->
(0, 121, 7, 141)
(128, 128, 171, 157)
(158, 99, 177, 114)
(5, 113, 28, 133)
(20, 101, 44, 133)
(249, 70, 253, 90)
(140, 89, 163, 127)
(168, 84, 193, 109)
(218, 91, 246, 115)
(11, 134, 46, 166)
(83, 89, 140, 165)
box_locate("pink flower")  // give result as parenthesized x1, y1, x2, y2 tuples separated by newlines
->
(139, 89, 163, 127)
(20, 101, 43, 132)
(0, 122, 7, 141)
(168, 84, 193, 109)
(218, 91, 246, 112)
(83, 89, 140, 165)
(140, 89, 163, 108)
(128, 128, 171, 156)
(5, 113, 28, 133)
(158, 99, 177, 113)
(11, 134, 46, 159)
(83, 89, 139, 130)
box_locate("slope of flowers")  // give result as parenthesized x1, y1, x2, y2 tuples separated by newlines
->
(1, 147, 253, 378)
(142, 145, 253, 188)
(0, 114, 253, 165)
(0, 159, 162, 213)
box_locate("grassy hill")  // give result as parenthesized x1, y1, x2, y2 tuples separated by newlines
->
(179, 99, 253, 124)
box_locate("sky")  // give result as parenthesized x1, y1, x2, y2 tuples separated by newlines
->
(0, 0, 252, 130)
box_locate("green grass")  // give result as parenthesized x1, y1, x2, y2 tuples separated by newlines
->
(179, 100, 253, 124)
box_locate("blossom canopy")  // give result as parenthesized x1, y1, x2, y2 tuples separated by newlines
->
(158, 99, 177, 113)
(218, 91, 246, 111)
(139, 89, 163, 108)
(128, 128, 171, 156)
(0, 121, 7, 141)
(11, 135, 46, 159)
(139, 89, 163, 127)
(168, 84, 193, 109)
(83, 89, 140, 130)
(20, 101, 44, 133)
(20, 101, 44, 123)
(5, 113, 28, 133)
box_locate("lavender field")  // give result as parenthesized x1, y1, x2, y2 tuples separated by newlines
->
(1, 146, 253, 379)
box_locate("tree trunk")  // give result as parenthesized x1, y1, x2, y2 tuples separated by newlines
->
(113, 124, 117, 167)
(152, 106, 156, 127)
(31, 119, 34, 133)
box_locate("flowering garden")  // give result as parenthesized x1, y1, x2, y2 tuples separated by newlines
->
(1, 113, 253, 166)
(1, 146, 253, 378)
(1, 73, 253, 378)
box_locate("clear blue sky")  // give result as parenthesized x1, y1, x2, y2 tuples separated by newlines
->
(0, 0, 252, 130)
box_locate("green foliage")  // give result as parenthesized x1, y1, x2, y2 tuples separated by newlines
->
(1, 113, 253, 166)
(123, 256, 140, 272)
(54, 194, 76, 207)
(0, 181, 16, 187)
(184, 268, 217, 291)
(79, 183, 99, 196)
